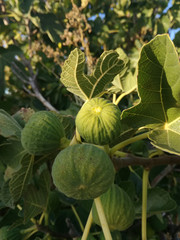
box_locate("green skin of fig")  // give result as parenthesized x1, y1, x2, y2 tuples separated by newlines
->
(21, 111, 65, 155)
(76, 98, 121, 145)
(92, 184, 135, 231)
(52, 144, 115, 200)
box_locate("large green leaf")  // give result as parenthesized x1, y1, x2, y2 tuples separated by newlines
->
(122, 34, 180, 129)
(60, 48, 125, 100)
(149, 109, 180, 155)
(135, 187, 177, 218)
(0, 109, 22, 139)
(23, 169, 51, 223)
(110, 48, 137, 97)
(9, 155, 34, 202)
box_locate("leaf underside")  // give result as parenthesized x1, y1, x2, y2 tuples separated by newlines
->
(122, 34, 180, 128)
(60, 48, 125, 100)
(121, 34, 180, 155)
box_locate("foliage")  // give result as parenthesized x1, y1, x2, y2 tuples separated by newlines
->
(1, 1, 180, 240)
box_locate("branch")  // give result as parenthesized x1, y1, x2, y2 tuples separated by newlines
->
(112, 154, 180, 171)
(11, 57, 58, 112)
(151, 164, 176, 187)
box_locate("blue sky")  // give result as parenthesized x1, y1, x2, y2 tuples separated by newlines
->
(163, 0, 180, 39)
(89, 0, 180, 40)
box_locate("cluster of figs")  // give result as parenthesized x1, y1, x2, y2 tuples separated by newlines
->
(21, 97, 135, 232)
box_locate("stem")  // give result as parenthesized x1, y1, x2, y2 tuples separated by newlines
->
(81, 209, 93, 240)
(71, 205, 84, 232)
(69, 134, 79, 146)
(76, 128, 82, 143)
(113, 150, 128, 158)
(94, 197, 112, 240)
(103, 144, 110, 155)
(110, 131, 150, 155)
(21, 225, 37, 234)
(23, 229, 38, 240)
(113, 94, 116, 104)
(38, 212, 45, 225)
(142, 168, 149, 240)
(114, 92, 127, 105)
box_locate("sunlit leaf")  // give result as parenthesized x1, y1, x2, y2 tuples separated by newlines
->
(19, 0, 34, 13)
(122, 34, 180, 129)
(149, 110, 180, 155)
(61, 48, 125, 100)
(109, 48, 137, 97)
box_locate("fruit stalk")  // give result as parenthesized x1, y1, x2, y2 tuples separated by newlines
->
(94, 197, 112, 240)
(142, 168, 149, 240)
(110, 131, 150, 155)
(81, 209, 93, 240)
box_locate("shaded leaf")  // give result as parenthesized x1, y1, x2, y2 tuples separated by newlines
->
(118, 180, 136, 201)
(135, 187, 177, 218)
(30, 12, 63, 43)
(0, 180, 15, 208)
(110, 48, 137, 96)
(9, 155, 34, 202)
(0, 139, 26, 168)
(19, 0, 34, 13)
(0, 226, 22, 240)
(13, 107, 35, 128)
(0, 109, 22, 139)
(122, 34, 180, 129)
(61, 48, 125, 100)
(60, 115, 75, 139)
(0, 45, 22, 66)
(23, 169, 51, 223)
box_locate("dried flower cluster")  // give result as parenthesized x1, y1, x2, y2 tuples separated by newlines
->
(61, 2, 91, 47)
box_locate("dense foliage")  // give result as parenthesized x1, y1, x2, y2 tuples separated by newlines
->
(1, 1, 180, 240)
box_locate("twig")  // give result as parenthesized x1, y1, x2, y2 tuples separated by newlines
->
(112, 154, 180, 171)
(11, 56, 58, 112)
(151, 164, 176, 187)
